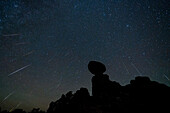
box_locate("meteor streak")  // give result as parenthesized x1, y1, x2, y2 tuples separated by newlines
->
(164, 74, 170, 81)
(3, 34, 20, 37)
(121, 60, 130, 75)
(23, 51, 34, 57)
(8, 64, 31, 76)
(15, 42, 27, 45)
(0, 91, 14, 104)
(131, 62, 142, 76)
(9, 102, 22, 112)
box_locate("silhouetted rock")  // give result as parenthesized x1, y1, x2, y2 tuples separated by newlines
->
(11, 109, 26, 113)
(47, 88, 91, 113)
(0, 110, 8, 113)
(28, 108, 45, 113)
(88, 61, 106, 75)
(47, 61, 170, 113)
(123, 76, 170, 112)
(89, 61, 121, 98)
(0, 108, 45, 113)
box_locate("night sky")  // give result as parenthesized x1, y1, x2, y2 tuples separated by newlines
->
(0, 0, 169, 111)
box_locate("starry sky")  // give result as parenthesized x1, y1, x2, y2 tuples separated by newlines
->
(0, 0, 169, 111)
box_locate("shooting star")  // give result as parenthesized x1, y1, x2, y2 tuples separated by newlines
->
(145, 59, 152, 65)
(9, 102, 22, 112)
(0, 91, 15, 104)
(163, 74, 170, 81)
(15, 42, 27, 45)
(15, 102, 22, 108)
(9, 107, 15, 112)
(3, 34, 20, 37)
(10, 58, 17, 63)
(121, 60, 130, 75)
(48, 54, 57, 63)
(131, 62, 142, 76)
(23, 51, 34, 57)
(56, 75, 63, 89)
(49, 75, 63, 91)
(8, 64, 31, 77)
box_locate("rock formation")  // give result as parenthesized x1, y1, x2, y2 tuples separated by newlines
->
(47, 61, 170, 113)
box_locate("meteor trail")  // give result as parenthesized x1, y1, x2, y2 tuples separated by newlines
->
(56, 75, 63, 89)
(23, 51, 34, 57)
(48, 75, 63, 91)
(9, 102, 22, 112)
(8, 64, 31, 76)
(0, 91, 14, 104)
(15, 42, 27, 45)
(3, 34, 20, 37)
(16, 102, 22, 108)
(121, 60, 130, 75)
(131, 62, 142, 76)
(164, 74, 170, 81)
(48, 55, 56, 63)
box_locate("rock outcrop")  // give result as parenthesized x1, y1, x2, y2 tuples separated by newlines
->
(47, 61, 170, 113)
